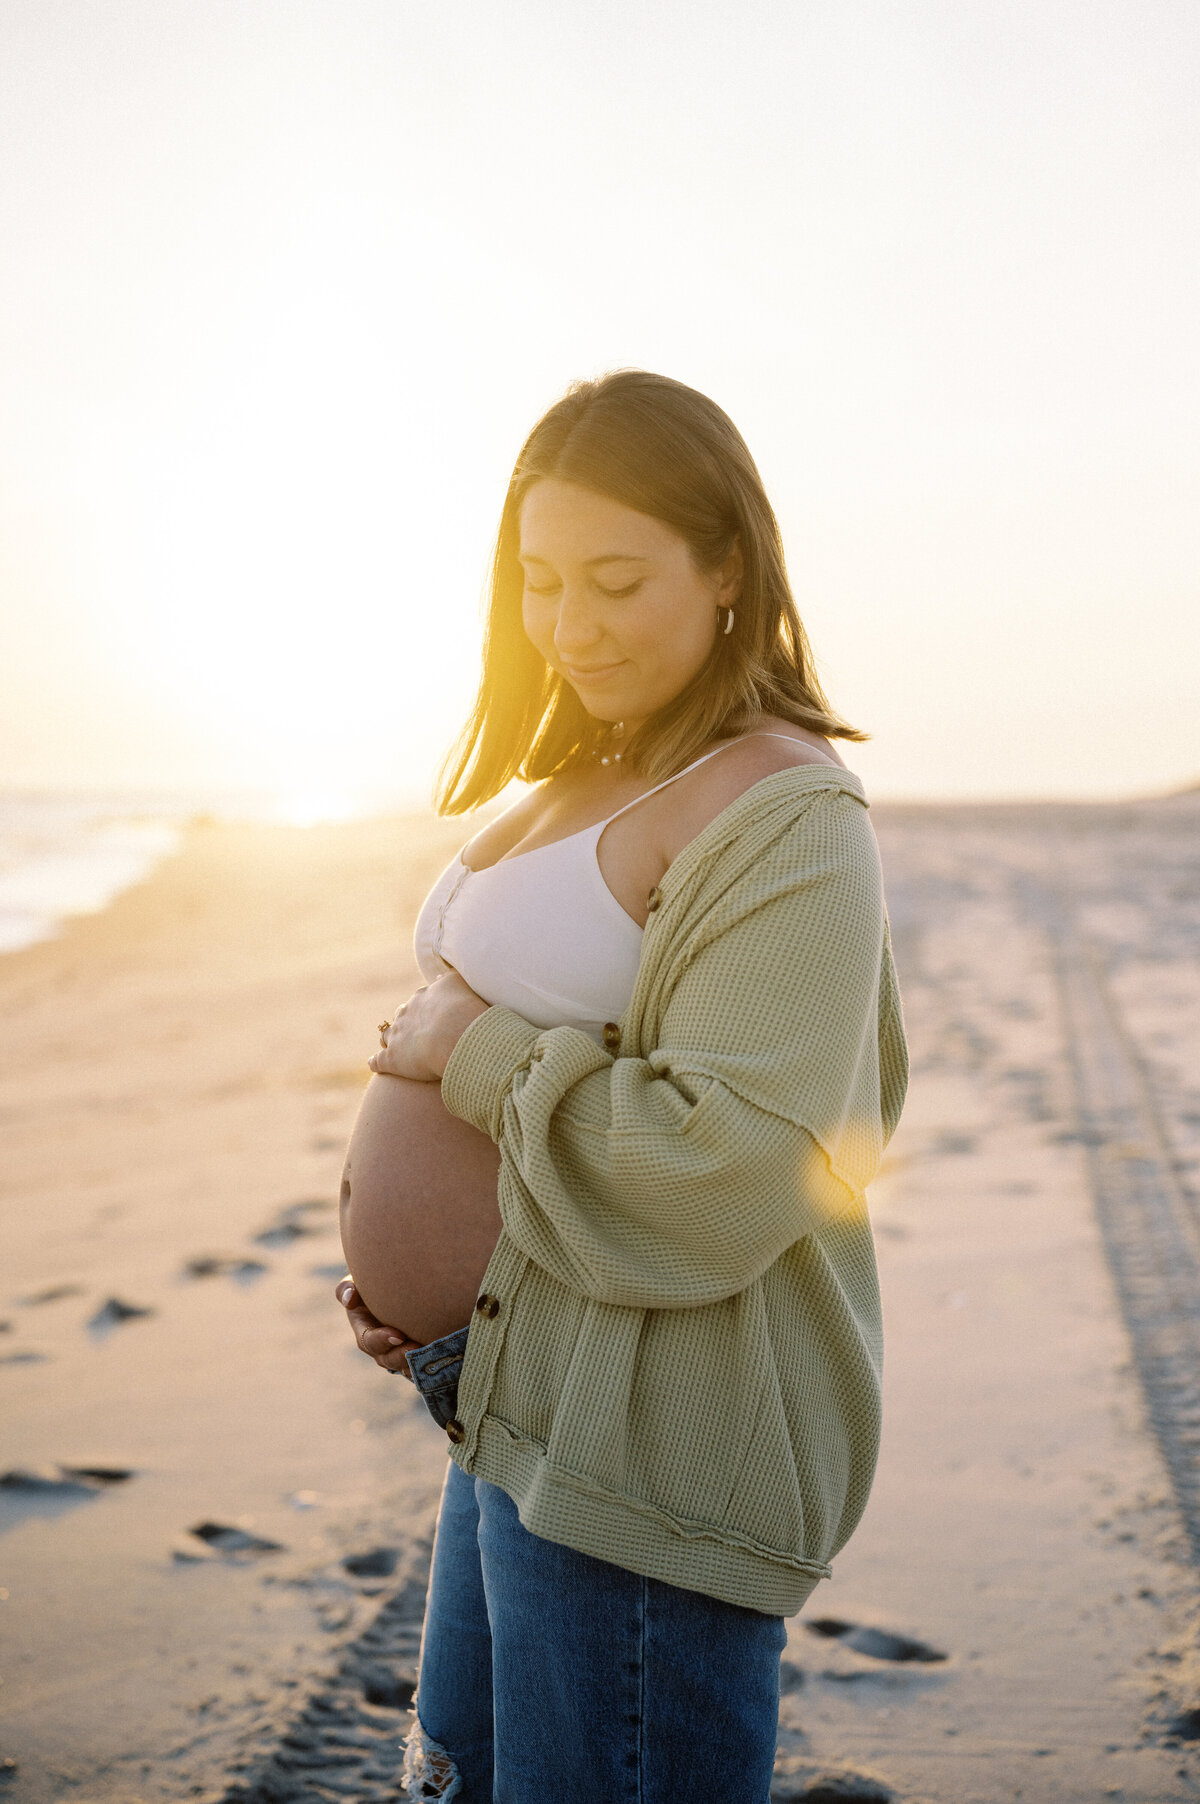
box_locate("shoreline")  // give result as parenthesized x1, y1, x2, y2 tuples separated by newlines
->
(1, 797, 1198, 1801)
(0, 813, 468, 1802)
(1, 780, 1193, 968)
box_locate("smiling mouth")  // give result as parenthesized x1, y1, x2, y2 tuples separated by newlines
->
(563, 660, 626, 682)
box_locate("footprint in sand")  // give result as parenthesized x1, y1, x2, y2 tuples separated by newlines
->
(182, 1254, 269, 1284)
(1, 1465, 134, 1494)
(771, 1753, 896, 1800)
(174, 1521, 287, 1562)
(87, 1297, 155, 1336)
(218, 1560, 427, 1795)
(804, 1616, 948, 1664)
(358, 1661, 414, 1708)
(342, 1547, 399, 1580)
(253, 1199, 335, 1248)
(21, 1283, 85, 1306)
(0, 1466, 134, 1527)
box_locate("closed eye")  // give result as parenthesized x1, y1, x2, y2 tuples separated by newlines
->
(524, 579, 642, 600)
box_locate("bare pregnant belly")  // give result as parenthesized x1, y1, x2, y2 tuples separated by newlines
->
(339, 1074, 502, 1346)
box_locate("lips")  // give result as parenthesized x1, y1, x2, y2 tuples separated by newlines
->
(562, 660, 626, 682)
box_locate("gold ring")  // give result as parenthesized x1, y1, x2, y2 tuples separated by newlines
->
(377, 1021, 390, 1048)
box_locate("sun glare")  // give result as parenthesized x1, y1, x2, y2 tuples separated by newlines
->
(273, 788, 369, 829)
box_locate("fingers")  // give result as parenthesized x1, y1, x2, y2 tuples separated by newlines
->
(364, 1329, 420, 1372)
(368, 1042, 435, 1082)
(367, 991, 440, 1081)
(336, 1279, 381, 1330)
(335, 1277, 420, 1374)
(377, 994, 419, 1041)
(335, 1278, 392, 1339)
(365, 1324, 420, 1376)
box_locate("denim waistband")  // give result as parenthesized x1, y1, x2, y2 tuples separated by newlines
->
(405, 1324, 471, 1430)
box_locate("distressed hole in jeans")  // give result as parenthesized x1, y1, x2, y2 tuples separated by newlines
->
(402, 1715, 463, 1801)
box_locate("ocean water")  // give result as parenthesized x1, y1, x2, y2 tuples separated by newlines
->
(10, 784, 1175, 965)
(0, 795, 193, 955)
(0, 784, 437, 957)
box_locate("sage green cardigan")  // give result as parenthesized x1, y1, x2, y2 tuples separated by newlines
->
(439, 763, 908, 1616)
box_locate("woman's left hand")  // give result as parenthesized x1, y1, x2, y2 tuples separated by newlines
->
(335, 1279, 422, 1375)
(369, 970, 490, 1082)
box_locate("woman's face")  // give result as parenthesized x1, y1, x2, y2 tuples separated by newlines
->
(518, 479, 740, 731)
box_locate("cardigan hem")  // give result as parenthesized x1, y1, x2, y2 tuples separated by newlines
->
(452, 1413, 829, 1619)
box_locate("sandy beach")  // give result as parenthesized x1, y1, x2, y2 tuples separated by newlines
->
(2, 792, 1199, 1803)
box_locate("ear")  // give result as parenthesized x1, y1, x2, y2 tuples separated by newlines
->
(716, 536, 743, 605)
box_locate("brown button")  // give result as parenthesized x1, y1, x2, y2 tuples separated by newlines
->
(646, 886, 662, 912)
(445, 1418, 465, 1444)
(475, 1293, 500, 1319)
(602, 1022, 621, 1053)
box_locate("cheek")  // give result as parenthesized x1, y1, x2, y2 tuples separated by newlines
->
(641, 592, 717, 672)
(521, 596, 551, 653)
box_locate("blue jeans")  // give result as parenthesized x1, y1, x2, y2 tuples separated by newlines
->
(403, 1458, 787, 1803)
(406, 1324, 472, 1430)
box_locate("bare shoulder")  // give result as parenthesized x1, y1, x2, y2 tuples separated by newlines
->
(721, 720, 847, 775)
(656, 721, 850, 863)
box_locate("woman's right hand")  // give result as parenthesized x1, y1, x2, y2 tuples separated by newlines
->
(335, 1278, 423, 1376)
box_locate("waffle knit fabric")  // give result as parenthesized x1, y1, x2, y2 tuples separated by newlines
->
(439, 762, 908, 1616)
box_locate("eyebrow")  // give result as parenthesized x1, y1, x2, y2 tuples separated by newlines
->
(517, 553, 652, 568)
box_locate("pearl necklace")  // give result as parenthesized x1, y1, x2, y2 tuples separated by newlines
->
(593, 720, 627, 767)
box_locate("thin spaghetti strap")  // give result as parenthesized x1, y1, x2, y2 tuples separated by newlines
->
(599, 732, 838, 829)
(600, 737, 776, 828)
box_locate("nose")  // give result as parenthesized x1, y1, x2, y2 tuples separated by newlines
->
(552, 584, 607, 659)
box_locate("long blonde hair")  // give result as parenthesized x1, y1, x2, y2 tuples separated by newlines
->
(436, 369, 865, 815)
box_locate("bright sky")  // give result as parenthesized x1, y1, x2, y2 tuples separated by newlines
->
(1, 0, 1196, 807)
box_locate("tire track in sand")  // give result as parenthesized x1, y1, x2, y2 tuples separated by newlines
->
(1024, 877, 1200, 1563)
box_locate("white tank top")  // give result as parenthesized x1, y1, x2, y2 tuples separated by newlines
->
(412, 735, 831, 1045)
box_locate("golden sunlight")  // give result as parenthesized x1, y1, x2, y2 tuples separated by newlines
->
(272, 787, 369, 828)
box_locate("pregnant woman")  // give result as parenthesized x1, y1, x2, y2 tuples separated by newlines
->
(336, 369, 908, 1803)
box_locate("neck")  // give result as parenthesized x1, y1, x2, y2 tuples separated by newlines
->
(590, 716, 633, 769)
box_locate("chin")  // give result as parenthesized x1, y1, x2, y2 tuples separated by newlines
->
(565, 687, 626, 723)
